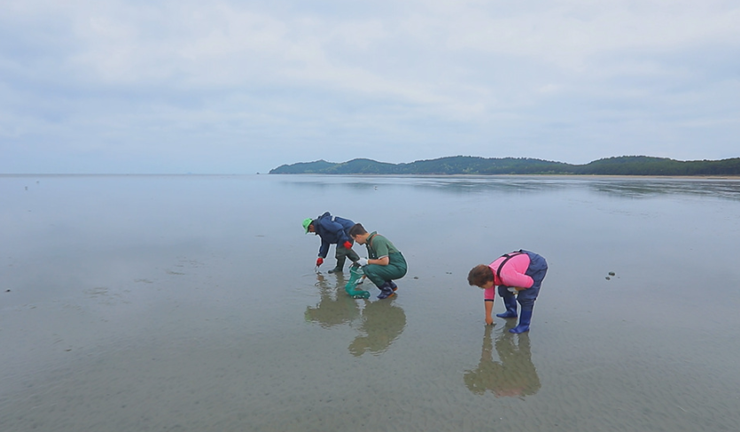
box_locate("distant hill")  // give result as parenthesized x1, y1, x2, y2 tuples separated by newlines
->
(270, 156, 740, 176)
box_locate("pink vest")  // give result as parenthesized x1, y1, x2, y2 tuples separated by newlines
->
(484, 253, 533, 300)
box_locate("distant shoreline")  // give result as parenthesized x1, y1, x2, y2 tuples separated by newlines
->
(3, 173, 740, 179)
(269, 173, 740, 180)
(270, 155, 740, 176)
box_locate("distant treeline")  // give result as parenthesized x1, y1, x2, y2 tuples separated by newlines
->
(269, 156, 740, 176)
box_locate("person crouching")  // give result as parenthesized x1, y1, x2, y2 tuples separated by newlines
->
(349, 223, 408, 299)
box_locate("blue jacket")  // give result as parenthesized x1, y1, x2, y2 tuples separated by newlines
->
(314, 212, 355, 258)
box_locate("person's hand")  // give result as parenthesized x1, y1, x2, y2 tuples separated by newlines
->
(343, 241, 352, 249)
(316, 257, 324, 266)
(485, 316, 494, 325)
(357, 257, 369, 266)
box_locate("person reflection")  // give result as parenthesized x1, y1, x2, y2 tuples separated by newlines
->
(304, 273, 361, 328)
(349, 298, 406, 356)
(464, 324, 541, 398)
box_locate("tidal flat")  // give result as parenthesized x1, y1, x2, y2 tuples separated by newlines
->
(2, 174, 740, 431)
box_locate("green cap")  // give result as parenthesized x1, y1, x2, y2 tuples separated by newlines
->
(302, 218, 314, 234)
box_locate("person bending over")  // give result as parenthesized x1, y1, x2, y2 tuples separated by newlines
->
(302, 212, 360, 274)
(468, 250, 548, 333)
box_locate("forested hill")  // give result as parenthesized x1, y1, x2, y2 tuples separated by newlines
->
(269, 156, 740, 176)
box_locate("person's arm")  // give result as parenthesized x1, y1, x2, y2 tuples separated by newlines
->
(337, 229, 352, 247)
(484, 286, 495, 325)
(318, 239, 330, 259)
(368, 237, 390, 265)
(368, 256, 389, 266)
(484, 300, 494, 325)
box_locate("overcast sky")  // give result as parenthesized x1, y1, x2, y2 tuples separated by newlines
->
(2, 0, 739, 174)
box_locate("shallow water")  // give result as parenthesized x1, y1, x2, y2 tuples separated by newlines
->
(2, 174, 740, 431)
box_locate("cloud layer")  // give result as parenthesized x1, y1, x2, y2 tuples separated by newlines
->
(2, 0, 739, 173)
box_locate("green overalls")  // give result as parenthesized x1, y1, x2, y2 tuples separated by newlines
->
(363, 232, 408, 288)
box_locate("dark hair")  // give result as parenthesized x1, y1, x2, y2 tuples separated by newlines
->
(348, 223, 368, 237)
(468, 265, 494, 287)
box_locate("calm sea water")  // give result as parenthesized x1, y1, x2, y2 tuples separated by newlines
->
(1, 174, 739, 431)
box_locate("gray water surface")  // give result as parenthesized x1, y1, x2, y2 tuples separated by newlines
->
(2, 175, 740, 431)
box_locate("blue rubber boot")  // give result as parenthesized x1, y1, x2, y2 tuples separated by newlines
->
(496, 295, 518, 318)
(509, 309, 532, 334)
(377, 282, 395, 299)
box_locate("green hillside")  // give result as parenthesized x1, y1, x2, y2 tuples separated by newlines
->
(269, 156, 740, 176)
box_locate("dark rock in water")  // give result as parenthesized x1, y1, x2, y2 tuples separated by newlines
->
(608, 272, 616, 276)
(605, 276, 611, 280)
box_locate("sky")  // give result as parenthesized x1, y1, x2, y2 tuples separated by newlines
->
(1, 0, 739, 174)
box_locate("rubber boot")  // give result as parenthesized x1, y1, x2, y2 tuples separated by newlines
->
(388, 280, 398, 291)
(496, 295, 518, 318)
(328, 257, 346, 274)
(377, 282, 395, 299)
(509, 309, 532, 334)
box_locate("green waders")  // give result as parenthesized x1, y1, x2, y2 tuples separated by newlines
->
(363, 252, 408, 288)
(329, 244, 360, 273)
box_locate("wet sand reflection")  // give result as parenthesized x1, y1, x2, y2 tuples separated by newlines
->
(304, 274, 407, 356)
(464, 324, 541, 398)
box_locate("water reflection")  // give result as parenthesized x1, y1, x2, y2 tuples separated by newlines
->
(588, 178, 740, 201)
(304, 273, 360, 328)
(278, 175, 566, 195)
(464, 324, 541, 398)
(278, 175, 740, 201)
(304, 274, 407, 356)
(348, 297, 406, 357)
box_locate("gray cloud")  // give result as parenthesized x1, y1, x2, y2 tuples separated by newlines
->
(1, 0, 739, 173)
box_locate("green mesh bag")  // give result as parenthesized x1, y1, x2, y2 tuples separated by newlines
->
(345, 265, 370, 299)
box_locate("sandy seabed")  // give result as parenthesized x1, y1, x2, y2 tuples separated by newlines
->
(2, 174, 740, 431)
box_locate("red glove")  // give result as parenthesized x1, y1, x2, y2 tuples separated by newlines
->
(316, 257, 324, 266)
(343, 241, 352, 249)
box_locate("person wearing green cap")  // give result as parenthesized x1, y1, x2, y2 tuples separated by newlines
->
(303, 212, 360, 273)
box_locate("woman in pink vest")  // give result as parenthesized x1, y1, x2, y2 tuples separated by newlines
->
(467, 250, 548, 333)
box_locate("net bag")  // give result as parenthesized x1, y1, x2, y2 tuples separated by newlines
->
(345, 265, 370, 299)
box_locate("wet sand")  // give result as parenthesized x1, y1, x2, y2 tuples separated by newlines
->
(2, 175, 740, 431)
